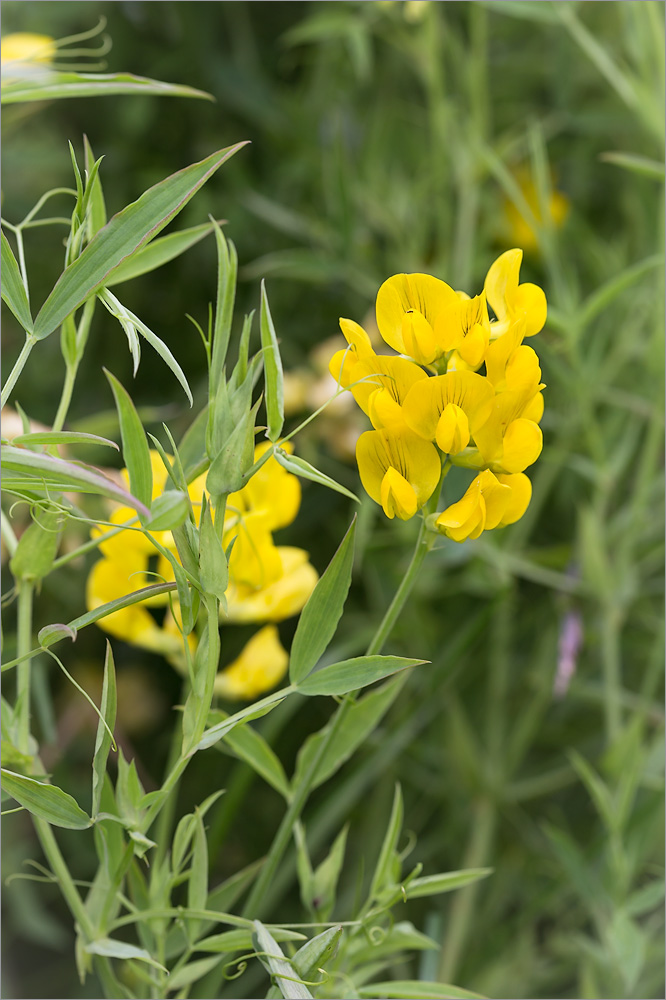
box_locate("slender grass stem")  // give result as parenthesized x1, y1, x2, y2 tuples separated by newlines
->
(2, 335, 37, 408)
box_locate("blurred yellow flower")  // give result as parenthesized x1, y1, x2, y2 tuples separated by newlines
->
(504, 169, 569, 252)
(1, 33, 55, 65)
(86, 445, 318, 700)
(330, 249, 548, 540)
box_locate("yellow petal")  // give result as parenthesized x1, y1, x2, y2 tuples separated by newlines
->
(339, 317, 373, 355)
(376, 272, 457, 361)
(521, 389, 545, 423)
(457, 322, 489, 368)
(1, 33, 55, 64)
(214, 625, 288, 700)
(403, 370, 495, 442)
(496, 473, 532, 525)
(436, 479, 486, 542)
(86, 556, 165, 649)
(484, 319, 526, 388)
(226, 547, 318, 623)
(356, 427, 441, 516)
(477, 469, 511, 529)
(230, 442, 301, 531)
(380, 467, 419, 520)
(436, 404, 470, 455)
(484, 249, 522, 323)
(354, 354, 428, 427)
(368, 388, 404, 429)
(505, 345, 542, 391)
(501, 418, 543, 473)
(225, 512, 283, 590)
(513, 282, 547, 337)
(401, 310, 438, 365)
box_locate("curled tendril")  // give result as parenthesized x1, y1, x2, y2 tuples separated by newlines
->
(1, 585, 18, 608)
(368, 924, 388, 946)
(222, 955, 250, 982)
(398, 828, 417, 863)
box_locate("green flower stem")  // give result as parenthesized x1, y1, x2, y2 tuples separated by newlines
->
(242, 471, 447, 919)
(16, 579, 34, 755)
(52, 361, 79, 433)
(2, 334, 37, 408)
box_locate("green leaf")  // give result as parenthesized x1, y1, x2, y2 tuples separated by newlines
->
(106, 220, 222, 285)
(359, 981, 484, 999)
(104, 370, 153, 510)
(144, 490, 189, 531)
(198, 499, 228, 601)
(308, 827, 348, 921)
(209, 222, 237, 392)
(260, 281, 284, 442)
(1, 769, 91, 830)
(196, 692, 288, 751)
(568, 750, 618, 833)
(297, 655, 425, 697)
(10, 430, 119, 450)
(401, 869, 493, 899)
(206, 397, 261, 495)
(84, 135, 107, 237)
(91, 642, 117, 819)
(166, 956, 224, 992)
(293, 673, 407, 791)
(289, 518, 356, 684)
(291, 925, 342, 980)
(84, 937, 166, 972)
(32, 143, 247, 340)
(274, 448, 359, 503)
(368, 784, 403, 905)
(252, 920, 313, 999)
(192, 927, 304, 955)
(1, 233, 33, 332)
(599, 151, 665, 180)
(216, 716, 290, 798)
(38, 623, 77, 648)
(2, 70, 214, 105)
(1, 445, 150, 517)
(9, 506, 64, 583)
(187, 810, 209, 940)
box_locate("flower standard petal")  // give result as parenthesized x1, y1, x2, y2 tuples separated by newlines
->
(484, 249, 522, 322)
(403, 370, 495, 443)
(354, 354, 428, 428)
(356, 426, 441, 517)
(376, 272, 457, 362)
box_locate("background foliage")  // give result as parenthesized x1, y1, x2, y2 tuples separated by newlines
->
(2, 2, 664, 999)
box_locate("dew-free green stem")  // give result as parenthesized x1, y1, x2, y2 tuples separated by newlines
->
(52, 361, 79, 433)
(16, 579, 34, 755)
(2, 334, 37, 408)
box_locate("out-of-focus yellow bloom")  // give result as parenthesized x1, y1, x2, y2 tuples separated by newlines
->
(1, 33, 55, 65)
(329, 249, 547, 540)
(376, 0, 431, 23)
(504, 170, 569, 253)
(87, 446, 317, 700)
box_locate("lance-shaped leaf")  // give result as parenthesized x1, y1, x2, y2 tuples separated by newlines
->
(1, 769, 92, 830)
(1, 446, 150, 517)
(292, 926, 342, 981)
(106, 220, 222, 286)
(1, 233, 33, 332)
(105, 370, 153, 510)
(198, 500, 228, 602)
(2, 70, 214, 105)
(274, 448, 359, 503)
(260, 280, 284, 442)
(32, 143, 247, 340)
(9, 506, 64, 583)
(252, 920, 313, 1000)
(213, 714, 290, 798)
(296, 655, 425, 697)
(209, 223, 238, 394)
(289, 518, 355, 684)
(10, 430, 118, 450)
(399, 868, 493, 899)
(359, 982, 484, 999)
(144, 490, 189, 531)
(84, 135, 107, 236)
(91, 642, 117, 818)
(368, 784, 403, 905)
(84, 937, 166, 972)
(196, 691, 287, 751)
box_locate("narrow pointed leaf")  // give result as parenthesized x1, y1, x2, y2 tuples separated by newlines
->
(359, 981, 484, 999)
(401, 869, 493, 899)
(214, 714, 290, 798)
(144, 490, 189, 531)
(274, 448, 359, 502)
(289, 518, 355, 684)
(0, 445, 150, 516)
(2, 70, 214, 105)
(1, 233, 33, 332)
(196, 692, 287, 751)
(297, 656, 425, 697)
(198, 501, 228, 601)
(368, 784, 403, 904)
(84, 135, 107, 236)
(92, 642, 117, 818)
(1, 769, 91, 830)
(104, 370, 153, 510)
(260, 281, 284, 441)
(33, 143, 247, 339)
(84, 937, 167, 972)
(106, 220, 222, 286)
(252, 920, 313, 999)
(10, 430, 119, 450)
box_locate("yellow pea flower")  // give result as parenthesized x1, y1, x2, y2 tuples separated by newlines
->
(1, 33, 55, 66)
(436, 469, 511, 542)
(472, 385, 544, 474)
(356, 427, 441, 520)
(484, 248, 547, 338)
(402, 371, 495, 456)
(213, 626, 289, 700)
(375, 273, 459, 366)
(504, 169, 569, 252)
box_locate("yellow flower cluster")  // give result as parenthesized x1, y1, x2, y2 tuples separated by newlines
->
(86, 445, 318, 699)
(330, 249, 547, 541)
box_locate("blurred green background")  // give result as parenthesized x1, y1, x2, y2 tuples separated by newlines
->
(2, 2, 664, 998)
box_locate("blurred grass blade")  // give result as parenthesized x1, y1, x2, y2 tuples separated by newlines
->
(2, 70, 214, 105)
(1, 233, 33, 332)
(296, 655, 425, 697)
(91, 642, 117, 818)
(1, 445, 150, 516)
(599, 151, 665, 180)
(104, 370, 153, 510)
(33, 143, 247, 340)
(106, 220, 223, 286)
(1, 769, 91, 830)
(359, 982, 484, 999)
(252, 920, 314, 999)
(403, 869, 493, 899)
(274, 448, 359, 503)
(289, 517, 356, 684)
(260, 280, 284, 442)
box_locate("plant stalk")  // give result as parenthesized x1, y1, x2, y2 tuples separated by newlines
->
(2, 334, 37, 408)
